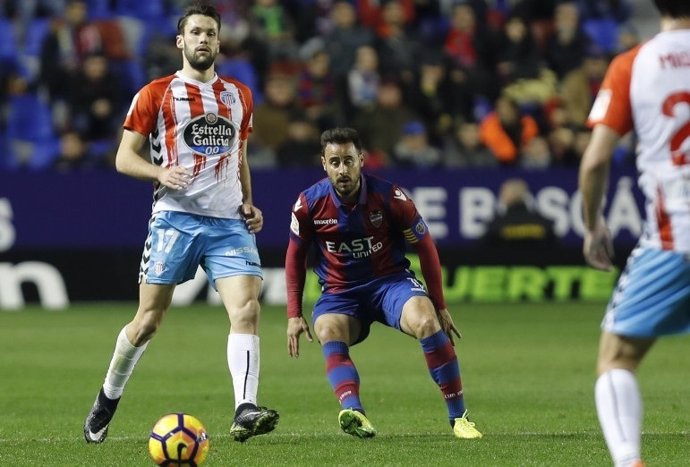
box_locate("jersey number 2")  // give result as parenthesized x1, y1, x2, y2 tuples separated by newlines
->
(662, 91, 690, 166)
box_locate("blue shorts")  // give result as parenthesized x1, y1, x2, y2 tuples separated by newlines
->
(139, 211, 262, 289)
(603, 247, 690, 338)
(312, 272, 428, 344)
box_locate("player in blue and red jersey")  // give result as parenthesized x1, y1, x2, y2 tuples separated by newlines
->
(285, 127, 482, 439)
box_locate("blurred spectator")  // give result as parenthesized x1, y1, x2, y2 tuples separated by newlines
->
(249, 0, 297, 60)
(275, 113, 322, 167)
(65, 53, 124, 141)
(52, 131, 104, 171)
(38, 0, 104, 100)
(297, 38, 339, 132)
(559, 45, 610, 126)
(483, 178, 557, 247)
(373, 0, 422, 87)
(544, 1, 590, 79)
(143, 29, 180, 83)
(345, 45, 380, 120)
(495, 15, 541, 85)
(442, 119, 496, 168)
(521, 135, 552, 169)
(322, 1, 374, 80)
(479, 95, 539, 165)
(407, 53, 452, 145)
(547, 125, 578, 166)
(252, 67, 300, 155)
(353, 79, 417, 164)
(616, 21, 640, 52)
(392, 120, 442, 168)
(497, 14, 557, 105)
(358, 0, 416, 33)
(442, 2, 498, 104)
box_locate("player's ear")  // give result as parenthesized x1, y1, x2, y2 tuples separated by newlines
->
(176, 35, 184, 49)
(321, 156, 327, 171)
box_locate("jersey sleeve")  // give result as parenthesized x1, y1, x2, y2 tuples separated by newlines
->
(234, 80, 254, 141)
(123, 83, 159, 137)
(586, 46, 639, 135)
(389, 185, 429, 244)
(389, 185, 446, 310)
(286, 193, 311, 318)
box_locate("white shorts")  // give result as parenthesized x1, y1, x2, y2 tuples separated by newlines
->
(603, 247, 690, 338)
(139, 211, 262, 289)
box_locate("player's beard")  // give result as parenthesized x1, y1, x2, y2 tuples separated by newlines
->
(184, 46, 217, 72)
(333, 175, 359, 201)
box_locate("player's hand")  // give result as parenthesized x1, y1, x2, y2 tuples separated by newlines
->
(583, 221, 614, 271)
(437, 308, 462, 346)
(287, 316, 313, 358)
(240, 203, 263, 233)
(158, 165, 190, 190)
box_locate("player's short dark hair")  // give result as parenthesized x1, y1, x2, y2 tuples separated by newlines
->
(320, 127, 363, 155)
(653, 0, 690, 17)
(177, 3, 221, 34)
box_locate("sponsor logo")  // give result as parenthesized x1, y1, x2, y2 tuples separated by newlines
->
(224, 246, 258, 256)
(245, 260, 261, 267)
(369, 210, 383, 228)
(313, 218, 338, 225)
(325, 236, 383, 259)
(182, 113, 236, 156)
(173, 96, 195, 101)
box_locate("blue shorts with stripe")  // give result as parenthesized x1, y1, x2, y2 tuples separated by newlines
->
(312, 271, 428, 345)
(139, 211, 262, 289)
(603, 247, 690, 338)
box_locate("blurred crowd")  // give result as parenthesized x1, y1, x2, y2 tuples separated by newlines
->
(0, 0, 641, 172)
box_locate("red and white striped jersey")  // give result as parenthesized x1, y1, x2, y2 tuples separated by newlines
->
(124, 71, 253, 219)
(588, 30, 690, 253)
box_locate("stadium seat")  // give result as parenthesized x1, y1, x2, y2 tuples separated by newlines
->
(0, 18, 19, 66)
(116, 0, 165, 19)
(5, 93, 59, 169)
(583, 17, 619, 54)
(216, 59, 264, 104)
(19, 18, 52, 81)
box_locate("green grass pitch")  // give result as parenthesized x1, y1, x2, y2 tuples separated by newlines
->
(0, 302, 688, 466)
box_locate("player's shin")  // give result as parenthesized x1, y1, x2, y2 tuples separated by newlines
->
(420, 330, 465, 422)
(322, 341, 364, 412)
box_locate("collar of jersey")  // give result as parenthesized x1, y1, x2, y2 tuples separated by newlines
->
(174, 70, 219, 87)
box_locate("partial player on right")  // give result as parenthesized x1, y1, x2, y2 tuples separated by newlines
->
(579, 1, 690, 466)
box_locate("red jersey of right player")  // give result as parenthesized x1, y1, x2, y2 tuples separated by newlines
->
(587, 30, 690, 253)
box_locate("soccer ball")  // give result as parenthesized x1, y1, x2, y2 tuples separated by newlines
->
(148, 413, 209, 467)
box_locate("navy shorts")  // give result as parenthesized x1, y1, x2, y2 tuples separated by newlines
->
(312, 271, 428, 344)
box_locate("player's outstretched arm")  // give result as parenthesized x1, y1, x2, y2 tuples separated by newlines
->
(287, 317, 313, 358)
(579, 124, 619, 271)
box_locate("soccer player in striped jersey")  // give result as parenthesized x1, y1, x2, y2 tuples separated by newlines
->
(580, 1, 690, 465)
(83, 4, 278, 444)
(285, 127, 482, 439)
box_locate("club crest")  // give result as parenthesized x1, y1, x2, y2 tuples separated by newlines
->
(220, 91, 235, 107)
(369, 210, 383, 228)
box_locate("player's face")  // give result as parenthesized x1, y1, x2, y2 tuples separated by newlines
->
(322, 142, 364, 201)
(177, 15, 220, 72)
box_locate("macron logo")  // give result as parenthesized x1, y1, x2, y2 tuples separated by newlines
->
(393, 189, 407, 201)
(314, 218, 338, 225)
(293, 198, 303, 212)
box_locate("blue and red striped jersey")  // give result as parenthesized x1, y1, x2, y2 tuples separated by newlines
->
(289, 173, 431, 291)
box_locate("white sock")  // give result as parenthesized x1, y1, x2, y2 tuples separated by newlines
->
(227, 333, 260, 409)
(102, 326, 148, 400)
(595, 369, 643, 466)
